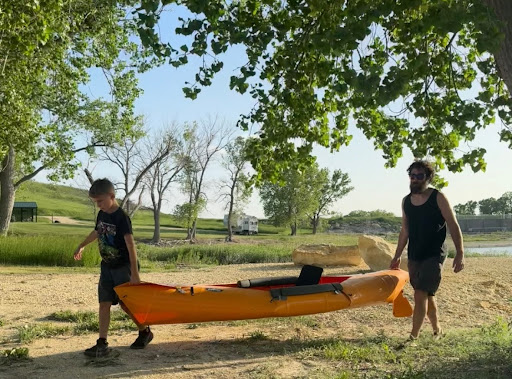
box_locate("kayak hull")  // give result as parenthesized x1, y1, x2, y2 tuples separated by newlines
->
(115, 269, 411, 325)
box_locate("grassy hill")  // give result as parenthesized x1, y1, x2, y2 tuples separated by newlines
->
(16, 181, 94, 220)
(11, 180, 284, 235)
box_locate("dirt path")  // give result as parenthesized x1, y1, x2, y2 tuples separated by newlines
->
(40, 216, 90, 225)
(1, 258, 512, 378)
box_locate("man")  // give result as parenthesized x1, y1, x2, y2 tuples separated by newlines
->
(390, 160, 465, 340)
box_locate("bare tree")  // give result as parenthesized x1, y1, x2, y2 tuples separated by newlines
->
(174, 117, 234, 240)
(144, 126, 188, 242)
(99, 123, 173, 218)
(219, 137, 253, 242)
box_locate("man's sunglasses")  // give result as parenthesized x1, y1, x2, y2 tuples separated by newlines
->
(409, 173, 426, 180)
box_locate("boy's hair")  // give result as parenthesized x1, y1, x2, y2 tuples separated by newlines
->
(407, 160, 435, 182)
(89, 179, 115, 197)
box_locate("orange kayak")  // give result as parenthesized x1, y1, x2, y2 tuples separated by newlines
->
(115, 268, 412, 325)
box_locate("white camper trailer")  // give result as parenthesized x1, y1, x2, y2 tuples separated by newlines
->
(223, 214, 259, 235)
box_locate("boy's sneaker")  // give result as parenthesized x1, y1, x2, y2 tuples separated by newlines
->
(130, 327, 153, 349)
(84, 339, 111, 357)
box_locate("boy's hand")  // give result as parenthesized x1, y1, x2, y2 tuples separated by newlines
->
(130, 272, 141, 285)
(74, 246, 84, 260)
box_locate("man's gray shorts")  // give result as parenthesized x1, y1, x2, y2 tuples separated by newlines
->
(98, 262, 131, 305)
(408, 255, 445, 296)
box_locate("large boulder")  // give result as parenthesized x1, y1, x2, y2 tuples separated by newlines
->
(358, 235, 408, 271)
(292, 244, 362, 267)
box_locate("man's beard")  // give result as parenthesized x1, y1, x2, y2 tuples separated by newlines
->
(410, 182, 426, 194)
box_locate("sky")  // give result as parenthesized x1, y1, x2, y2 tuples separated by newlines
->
(46, 6, 512, 219)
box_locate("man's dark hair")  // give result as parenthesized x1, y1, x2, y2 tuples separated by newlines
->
(89, 178, 115, 197)
(407, 160, 435, 182)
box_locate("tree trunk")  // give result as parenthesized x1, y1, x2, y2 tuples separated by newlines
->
(152, 206, 161, 243)
(191, 219, 197, 240)
(226, 191, 235, 242)
(484, 0, 512, 93)
(0, 146, 16, 236)
(312, 214, 319, 235)
(226, 215, 233, 242)
(290, 222, 297, 236)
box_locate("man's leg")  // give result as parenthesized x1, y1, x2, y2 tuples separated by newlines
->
(99, 301, 112, 339)
(411, 289, 428, 338)
(427, 296, 441, 334)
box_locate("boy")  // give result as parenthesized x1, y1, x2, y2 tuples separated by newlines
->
(74, 178, 153, 357)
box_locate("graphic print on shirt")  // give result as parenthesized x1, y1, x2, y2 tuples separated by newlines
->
(97, 221, 120, 263)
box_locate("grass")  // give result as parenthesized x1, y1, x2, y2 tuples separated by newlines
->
(6, 310, 136, 346)
(0, 347, 30, 365)
(48, 310, 135, 334)
(1, 227, 359, 267)
(247, 330, 270, 341)
(0, 235, 100, 266)
(16, 181, 94, 220)
(17, 323, 70, 344)
(288, 318, 512, 378)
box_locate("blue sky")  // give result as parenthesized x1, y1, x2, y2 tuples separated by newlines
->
(53, 6, 512, 218)
(91, 51, 512, 219)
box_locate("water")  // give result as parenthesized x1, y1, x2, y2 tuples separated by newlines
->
(464, 246, 512, 256)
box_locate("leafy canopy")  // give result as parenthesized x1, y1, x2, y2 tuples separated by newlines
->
(0, 0, 142, 184)
(133, 0, 512, 182)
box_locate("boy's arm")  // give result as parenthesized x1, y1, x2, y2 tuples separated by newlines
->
(74, 230, 98, 260)
(124, 233, 140, 284)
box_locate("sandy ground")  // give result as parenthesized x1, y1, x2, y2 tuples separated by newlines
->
(40, 216, 89, 225)
(1, 258, 512, 378)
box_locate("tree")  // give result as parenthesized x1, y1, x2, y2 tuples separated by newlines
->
(478, 197, 500, 214)
(346, 210, 397, 217)
(144, 128, 187, 242)
(219, 136, 253, 242)
(496, 191, 512, 214)
(174, 119, 233, 240)
(98, 122, 176, 218)
(134, 0, 512, 182)
(454, 200, 479, 215)
(0, 1, 142, 235)
(478, 191, 512, 214)
(309, 169, 353, 234)
(260, 163, 324, 235)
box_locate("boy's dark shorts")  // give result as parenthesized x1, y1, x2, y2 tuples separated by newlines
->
(408, 255, 446, 296)
(98, 262, 132, 305)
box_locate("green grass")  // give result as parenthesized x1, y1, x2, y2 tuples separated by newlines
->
(1, 227, 359, 267)
(9, 310, 136, 345)
(16, 181, 94, 220)
(17, 323, 70, 344)
(247, 330, 270, 341)
(48, 310, 135, 334)
(290, 318, 512, 378)
(0, 235, 100, 266)
(1, 347, 30, 363)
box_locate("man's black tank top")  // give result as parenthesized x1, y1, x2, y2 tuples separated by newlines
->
(404, 189, 447, 261)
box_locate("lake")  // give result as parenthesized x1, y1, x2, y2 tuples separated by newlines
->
(465, 245, 512, 255)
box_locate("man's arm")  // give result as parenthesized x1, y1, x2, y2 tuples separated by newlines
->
(437, 192, 465, 273)
(74, 230, 98, 260)
(125, 233, 141, 284)
(390, 198, 408, 269)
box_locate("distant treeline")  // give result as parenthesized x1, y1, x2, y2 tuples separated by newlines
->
(454, 192, 512, 215)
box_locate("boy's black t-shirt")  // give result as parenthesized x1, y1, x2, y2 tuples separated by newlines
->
(95, 207, 133, 267)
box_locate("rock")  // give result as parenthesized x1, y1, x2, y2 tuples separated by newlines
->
(358, 235, 408, 271)
(292, 244, 362, 267)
